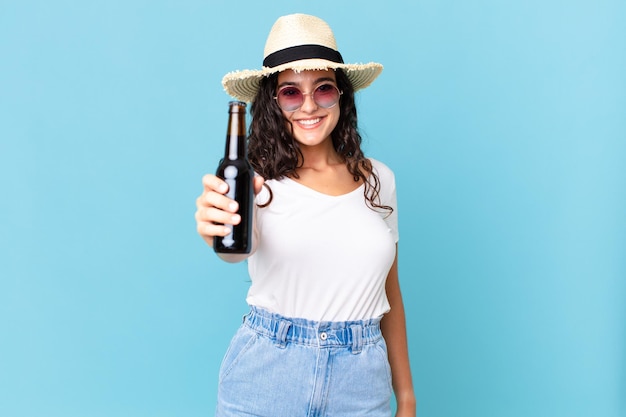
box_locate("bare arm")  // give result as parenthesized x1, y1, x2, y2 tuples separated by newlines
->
(381, 247, 416, 416)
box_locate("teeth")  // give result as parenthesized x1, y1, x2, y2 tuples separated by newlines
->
(298, 118, 321, 126)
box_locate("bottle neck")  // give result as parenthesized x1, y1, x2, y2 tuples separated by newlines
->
(224, 110, 247, 160)
(225, 133, 246, 160)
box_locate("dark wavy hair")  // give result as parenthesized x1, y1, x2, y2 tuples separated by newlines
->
(248, 68, 392, 214)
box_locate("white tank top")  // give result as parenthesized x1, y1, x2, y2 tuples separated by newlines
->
(247, 159, 399, 322)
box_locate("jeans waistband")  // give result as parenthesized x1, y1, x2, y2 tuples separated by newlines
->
(243, 306, 382, 352)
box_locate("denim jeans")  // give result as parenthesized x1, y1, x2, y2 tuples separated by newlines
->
(216, 306, 393, 417)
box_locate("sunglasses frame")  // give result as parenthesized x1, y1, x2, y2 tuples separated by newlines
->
(273, 83, 343, 112)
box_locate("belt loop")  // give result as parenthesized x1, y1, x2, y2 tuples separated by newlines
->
(275, 320, 291, 349)
(350, 324, 363, 354)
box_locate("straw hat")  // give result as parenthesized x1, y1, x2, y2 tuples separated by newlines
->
(222, 13, 383, 102)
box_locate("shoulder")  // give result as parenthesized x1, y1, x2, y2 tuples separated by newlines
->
(368, 158, 396, 183)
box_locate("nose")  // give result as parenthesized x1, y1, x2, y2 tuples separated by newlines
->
(299, 91, 318, 113)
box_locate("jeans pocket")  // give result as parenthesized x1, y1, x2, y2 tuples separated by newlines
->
(374, 338, 394, 392)
(218, 326, 258, 383)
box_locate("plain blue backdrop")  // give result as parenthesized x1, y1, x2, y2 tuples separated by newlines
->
(1, 0, 624, 416)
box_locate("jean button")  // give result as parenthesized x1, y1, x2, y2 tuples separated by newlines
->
(319, 332, 328, 341)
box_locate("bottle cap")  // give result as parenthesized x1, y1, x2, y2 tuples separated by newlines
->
(228, 101, 247, 112)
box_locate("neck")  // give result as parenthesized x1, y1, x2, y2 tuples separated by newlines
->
(297, 139, 343, 170)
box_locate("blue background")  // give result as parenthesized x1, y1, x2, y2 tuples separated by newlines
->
(1, 0, 624, 416)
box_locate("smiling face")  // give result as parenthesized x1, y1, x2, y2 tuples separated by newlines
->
(276, 69, 341, 150)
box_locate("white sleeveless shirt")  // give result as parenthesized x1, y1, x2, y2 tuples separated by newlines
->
(247, 159, 399, 322)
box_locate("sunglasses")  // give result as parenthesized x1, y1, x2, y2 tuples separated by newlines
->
(274, 83, 343, 112)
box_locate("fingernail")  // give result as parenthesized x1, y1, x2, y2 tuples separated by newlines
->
(232, 214, 241, 223)
(219, 183, 228, 193)
(229, 202, 238, 211)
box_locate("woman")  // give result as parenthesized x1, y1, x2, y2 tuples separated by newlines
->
(196, 13, 416, 417)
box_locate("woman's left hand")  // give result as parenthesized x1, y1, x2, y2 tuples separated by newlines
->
(395, 394, 416, 417)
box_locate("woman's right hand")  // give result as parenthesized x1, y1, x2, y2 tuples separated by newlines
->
(195, 173, 265, 250)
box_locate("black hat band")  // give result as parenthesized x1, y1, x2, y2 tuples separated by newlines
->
(263, 44, 344, 68)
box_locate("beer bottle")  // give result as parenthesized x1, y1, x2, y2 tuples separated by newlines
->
(213, 101, 254, 254)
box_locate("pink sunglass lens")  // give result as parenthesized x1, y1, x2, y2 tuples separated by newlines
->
(277, 87, 303, 110)
(313, 85, 339, 107)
